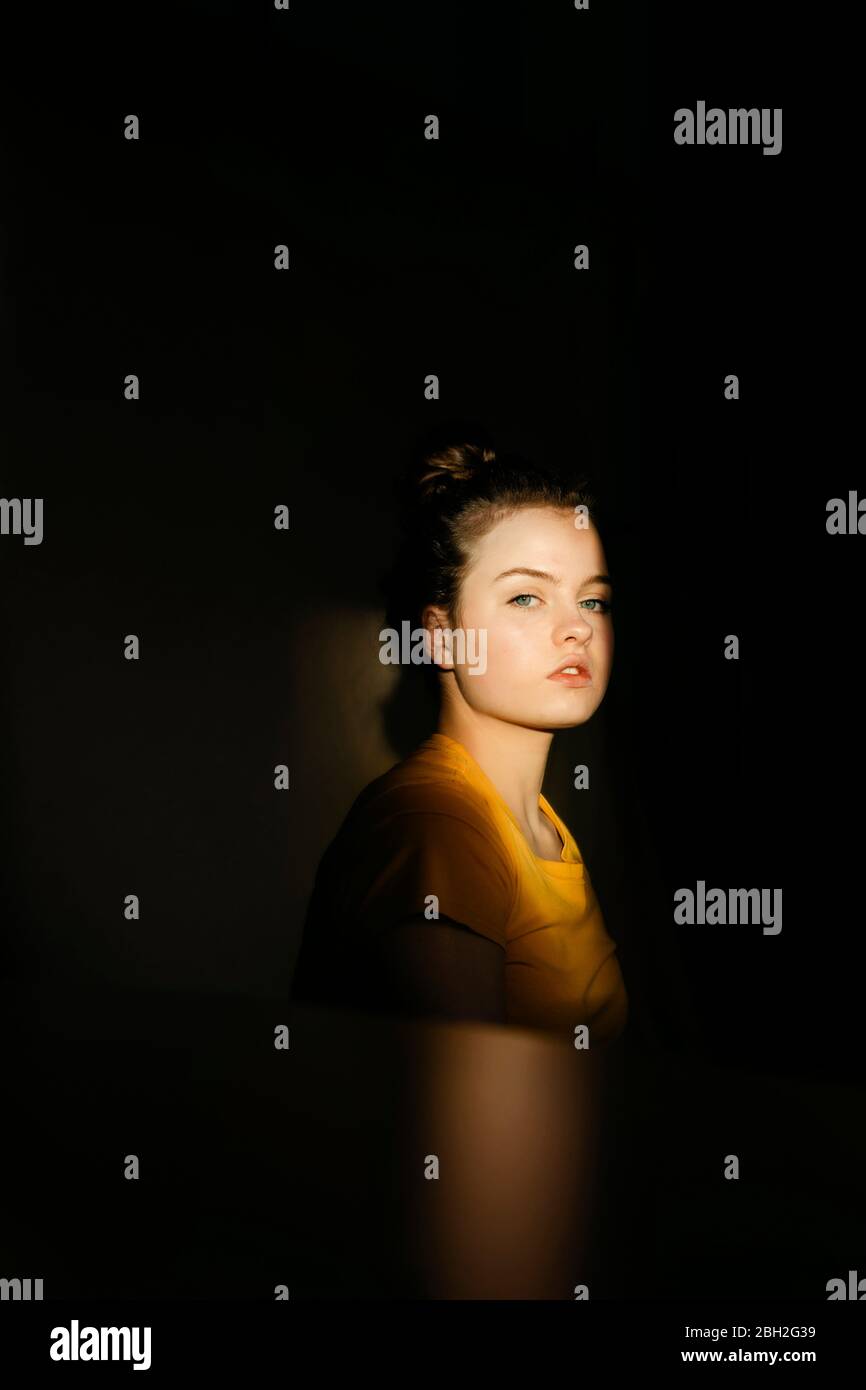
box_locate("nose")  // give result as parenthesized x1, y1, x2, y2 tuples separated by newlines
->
(554, 609, 594, 645)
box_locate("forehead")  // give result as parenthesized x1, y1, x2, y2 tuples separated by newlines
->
(466, 506, 606, 576)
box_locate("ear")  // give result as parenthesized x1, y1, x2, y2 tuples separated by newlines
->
(420, 604, 455, 670)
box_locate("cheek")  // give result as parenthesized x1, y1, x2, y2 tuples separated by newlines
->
(489, 622, 541, 677)
(455, 614, 536, 692)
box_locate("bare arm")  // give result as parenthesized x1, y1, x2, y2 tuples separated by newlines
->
(371, 914, 507, 1025)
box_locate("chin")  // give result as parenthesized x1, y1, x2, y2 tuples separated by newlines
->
(547, 698, 602, 728)
(513, 708, 598, 733)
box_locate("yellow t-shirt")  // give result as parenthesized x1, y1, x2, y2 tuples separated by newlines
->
(292, 732, 628, 1044)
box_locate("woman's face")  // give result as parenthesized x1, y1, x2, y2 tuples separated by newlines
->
(434, 506, 614, 731)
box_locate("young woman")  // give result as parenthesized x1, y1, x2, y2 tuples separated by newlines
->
(291, 441, 628, 1045)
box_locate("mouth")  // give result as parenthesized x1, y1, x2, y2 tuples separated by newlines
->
(547, 662, 592, 688)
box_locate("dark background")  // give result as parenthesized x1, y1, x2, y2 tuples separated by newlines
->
(1, 0, 861, 1301)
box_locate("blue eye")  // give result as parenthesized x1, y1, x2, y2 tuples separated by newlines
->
(581, 598, 613, 614)
(509, 593, 613, 613)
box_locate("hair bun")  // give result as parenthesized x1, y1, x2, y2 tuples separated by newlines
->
(416, 443, 496, 503)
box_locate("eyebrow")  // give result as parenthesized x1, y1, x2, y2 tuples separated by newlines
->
(493, 567, 613, 589)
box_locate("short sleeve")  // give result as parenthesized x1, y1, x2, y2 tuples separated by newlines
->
(341, 802, 516, 951)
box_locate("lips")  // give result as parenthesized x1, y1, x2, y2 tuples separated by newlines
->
(548, 659, 591, 677)
(547, 659, 592, 688)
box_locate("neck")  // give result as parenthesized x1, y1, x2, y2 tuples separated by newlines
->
(436, 707, 554, 835)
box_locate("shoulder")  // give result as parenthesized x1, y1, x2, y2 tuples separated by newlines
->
(346, 752, 507, 850)
(331, 760, 517, 948)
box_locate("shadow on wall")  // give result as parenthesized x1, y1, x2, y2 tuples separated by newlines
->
(286, 602, 434, 905)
